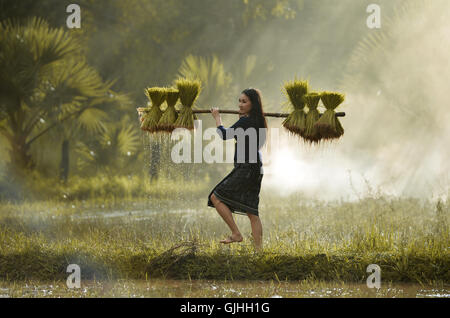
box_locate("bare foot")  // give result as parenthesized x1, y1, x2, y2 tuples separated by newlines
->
(220, 233, 243, 244)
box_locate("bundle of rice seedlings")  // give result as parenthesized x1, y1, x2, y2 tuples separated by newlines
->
(315, 92, 345, 139)
(281, 79, 309, 137)
(141, 87, 167, 133)
(158, 88, 179, 132)
(303, 92, 322, 143)
(173, 78, 201, 130)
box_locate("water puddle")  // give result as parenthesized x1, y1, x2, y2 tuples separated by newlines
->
(55, 207, 201, 223)
(1, 279, 448, 298)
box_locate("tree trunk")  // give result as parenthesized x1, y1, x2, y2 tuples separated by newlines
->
(8, 134, 34, 178)
(59, 139, 69, 183)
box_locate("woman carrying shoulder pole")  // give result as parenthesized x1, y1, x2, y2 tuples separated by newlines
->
(207, 88, 267, 250)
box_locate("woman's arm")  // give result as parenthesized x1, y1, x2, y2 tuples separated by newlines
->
(211, 107, 231, 140)
(210, 107, 245, 126)
(211, 107, 249, 140)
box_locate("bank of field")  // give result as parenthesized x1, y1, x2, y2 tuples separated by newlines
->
(0, 191, 449, 284)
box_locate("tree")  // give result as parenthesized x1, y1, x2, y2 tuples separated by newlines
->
(0, 17, 125, 180)
(74, 114, 141, 177)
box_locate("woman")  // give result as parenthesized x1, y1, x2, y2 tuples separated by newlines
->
(207, 88, 267, 250)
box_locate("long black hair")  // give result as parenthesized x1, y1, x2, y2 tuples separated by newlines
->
(241, 88, 268, 129)
(242, 88, 268, 149)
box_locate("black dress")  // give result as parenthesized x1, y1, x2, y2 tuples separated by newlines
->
(207, 116, 265, 216)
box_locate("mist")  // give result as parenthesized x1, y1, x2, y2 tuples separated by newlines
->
(1, 0, 448, 202)
(222, 0, 450, 201)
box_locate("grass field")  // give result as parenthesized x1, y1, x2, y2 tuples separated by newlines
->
(0, 189, 449, 297)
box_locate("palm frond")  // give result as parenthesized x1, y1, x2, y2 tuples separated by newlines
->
(76, 108, 108, 134)
(0, 17, 78, 102)
(117, 125, 140, 157)
(177, 54, 232, 107)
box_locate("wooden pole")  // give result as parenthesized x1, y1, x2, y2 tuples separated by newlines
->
(137, 107, 345, 118)
(190, 109, 345, 118)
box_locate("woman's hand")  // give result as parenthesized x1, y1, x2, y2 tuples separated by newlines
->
(210, 107, 220, 119)
(210, 107, 222, 127)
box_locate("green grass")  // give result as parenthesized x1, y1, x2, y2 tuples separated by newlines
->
(0, 191, 448, 285)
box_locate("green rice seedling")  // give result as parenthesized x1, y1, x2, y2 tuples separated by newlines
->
(281, 79, 309, 137)
(303, 93, 322, 143)
(158, 88, 179, 132)
(315, 92, 345, 140)
(173, 78, 202, 130)
(141, 87, 167, 133)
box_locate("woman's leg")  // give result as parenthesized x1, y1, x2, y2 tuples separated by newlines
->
(247, 213, 263, 250)
(210, 193, 243, 243)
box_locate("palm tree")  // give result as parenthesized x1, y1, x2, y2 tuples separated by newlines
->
(0, 17, 75, 173)
(177, 54, 233, 108)
(0, 17, 124, 180)
(55, 90, 132, 183)
(74, 113, 141, 177)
